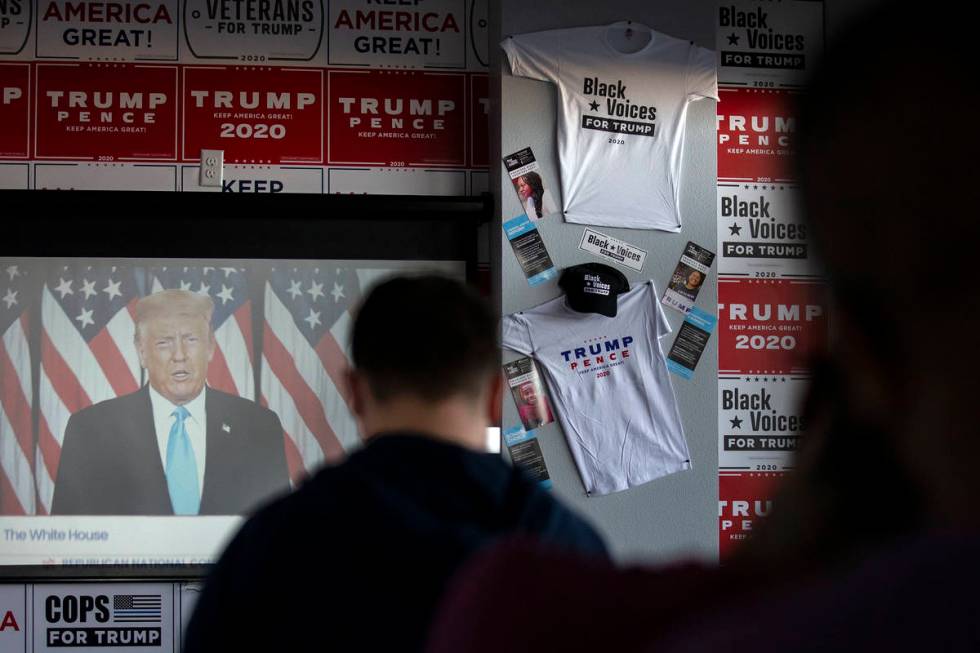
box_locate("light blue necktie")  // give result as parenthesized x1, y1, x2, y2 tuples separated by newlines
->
(166, 406, 200, 515)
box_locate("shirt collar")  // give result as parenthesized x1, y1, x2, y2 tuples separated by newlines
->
(148, 383, 207, 425)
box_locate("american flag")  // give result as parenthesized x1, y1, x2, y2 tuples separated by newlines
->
(112, 594, 162, 622)
(36, 264, 143, 514)
(260, 265, 363, 482)
(151, 266, 254, 399)
(0, 262, 35, 515)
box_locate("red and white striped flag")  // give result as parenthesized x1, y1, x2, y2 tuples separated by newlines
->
(151, 266, 254, 399)
(36, 264, 142, 514)
(260, 265, 364, 482)
(1, 262, 36, 515)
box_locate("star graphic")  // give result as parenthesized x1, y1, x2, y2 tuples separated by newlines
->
(202, 266, 215, 275)
(730, 416, 743, 429)
(80, 279, 97, 300)
(287, 280, 303, 300)
(103, 279, 122, 300)
(727, 33, 740, 46)
(5, 265, 20, 281)
(728, 223, 742, 236)
(588, 100, 600, 112)
(75, 308, 95, 329)
(303, 309, 322, 330)
(196, 282, 211, 296)
(179, 280, 192, 291)
(217, 284, 234, 305)
(331, 282, 345, 303)
(221, 267, 238, 277)
(54, 278, 74, 299)
(307, 281, 325, 302)
(2, 288, 17, 309)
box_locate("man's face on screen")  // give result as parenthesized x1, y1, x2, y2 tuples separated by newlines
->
(138, 313, 215, 405)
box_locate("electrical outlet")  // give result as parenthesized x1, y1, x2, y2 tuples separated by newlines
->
(200, 150, 223, 187)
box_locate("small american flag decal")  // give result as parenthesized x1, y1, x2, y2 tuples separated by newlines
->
(113, 595, 162, 623)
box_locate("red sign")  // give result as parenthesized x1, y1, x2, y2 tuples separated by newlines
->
(719, 472, 785, 559)
(469, 73, 488, 168)
(327, 69, 465, 167)
(717, 88, 798, 182)
(0, 64, 29, 159)
(718, 278, 828, 375)
(35, 63, 178, 161)
(183, 67, 323, 164)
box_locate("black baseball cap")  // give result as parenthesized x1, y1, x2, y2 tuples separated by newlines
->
(558, 263, 630, 318)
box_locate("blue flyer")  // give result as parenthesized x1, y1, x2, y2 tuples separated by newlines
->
(666, 307, 717, 379)
(502, 425, 552, 489)
(503, 213, 558, 286)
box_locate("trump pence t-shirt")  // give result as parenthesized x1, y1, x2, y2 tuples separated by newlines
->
(502, 281, 691, 495)
(501, 23, 718, 231)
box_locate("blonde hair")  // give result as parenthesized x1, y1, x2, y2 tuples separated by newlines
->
(133, 289, 214, 343)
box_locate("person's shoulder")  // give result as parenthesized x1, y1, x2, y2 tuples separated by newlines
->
(230, 464, 349, 548)
(69, 387, 147, 424)
(501, 467, 607, 556)
(205, 387, 277, 419)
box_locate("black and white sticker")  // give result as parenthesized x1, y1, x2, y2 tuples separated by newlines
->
(578, 227, 646, 272)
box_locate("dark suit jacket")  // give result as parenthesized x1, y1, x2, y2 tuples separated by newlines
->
(51, 385, 290, 515)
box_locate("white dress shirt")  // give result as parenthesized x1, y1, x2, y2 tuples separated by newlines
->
(149, 384, 207, 497)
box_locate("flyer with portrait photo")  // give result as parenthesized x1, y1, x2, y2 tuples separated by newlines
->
(662, 242, 716, 314)
(503, 147, 558, 220)
(503, 356, 555, 431)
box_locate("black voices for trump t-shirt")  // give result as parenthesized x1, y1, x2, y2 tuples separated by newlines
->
(502, 23, 718, 231)
(503, 281, 691, 495)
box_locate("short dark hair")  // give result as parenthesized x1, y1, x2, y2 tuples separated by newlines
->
(350, 275, 497, 401)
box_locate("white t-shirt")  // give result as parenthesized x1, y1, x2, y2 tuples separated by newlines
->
(502, 281, 691, 495)
(501, 23, 718, 231)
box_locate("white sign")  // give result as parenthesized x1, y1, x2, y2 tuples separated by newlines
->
(181, 164, 323, 193)
(578, 227, 647, 272)
(182, 0, 323, 62)
(327, 167, 466, 195)
(718, 375, 808, 472)
(36, 0, 178, 60)
(328, 0, 465, 68)
(34, 163, 177, 190)
(717, 183, 818, 277)
(717, 0, 824, 88)
(0, 0, 31, 55)
(0, 162, 28, 188)
(468, 0, 487, 69)
(33, 583, 175, 653)
(0, 584, 27, 651)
